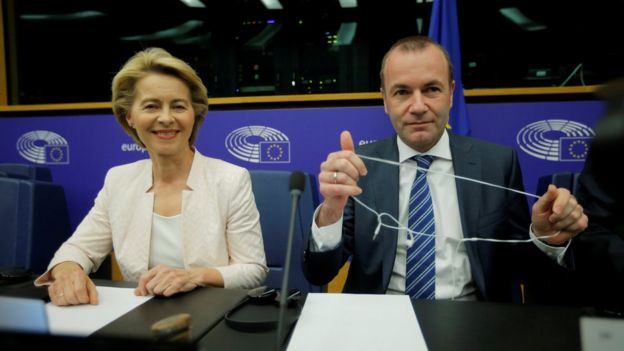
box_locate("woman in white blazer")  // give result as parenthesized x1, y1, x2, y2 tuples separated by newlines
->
(36, 48, 268, 306)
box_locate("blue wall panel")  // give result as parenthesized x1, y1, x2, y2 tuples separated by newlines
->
(0, 101, 604, 231)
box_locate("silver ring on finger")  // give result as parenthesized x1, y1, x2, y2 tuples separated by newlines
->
(332, 171, 338, 184)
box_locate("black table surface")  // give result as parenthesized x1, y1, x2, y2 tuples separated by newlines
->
(198, 297, 584, 351)
(0, 279, 248, 344)
(414, 299, 582, 351)
(1, 280, 584, 350)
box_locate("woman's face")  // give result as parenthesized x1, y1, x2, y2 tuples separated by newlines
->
(126, 73, 195, 157)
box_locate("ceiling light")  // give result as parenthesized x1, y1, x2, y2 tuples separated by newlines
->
(244, 24, 283, 49)
(334, 22, 357, 46)
(121, 20, 204, 41)
(179, 0, 205, 8)
(21, 11, 106, 20)
(260, 0, 283, 10)
(339, 0, 358, 8)
(499, 7, 546, 31)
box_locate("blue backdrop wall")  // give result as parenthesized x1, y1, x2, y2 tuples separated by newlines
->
(0, 101, 604, 231)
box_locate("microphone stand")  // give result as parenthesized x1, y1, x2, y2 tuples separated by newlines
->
(276, 173, 304, 351)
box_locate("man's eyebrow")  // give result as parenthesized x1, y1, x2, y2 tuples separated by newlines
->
(389, 83, 409, 91)
(423, 79, 444, 86)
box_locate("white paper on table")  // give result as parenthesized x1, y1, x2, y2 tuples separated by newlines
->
(46, 286, 153, 336)
(580, 317, 624, 351)
(287, 293, 428, 351)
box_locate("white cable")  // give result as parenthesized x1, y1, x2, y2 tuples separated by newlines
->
(348, 153, 569, 300)
(357, 154, 540, 199)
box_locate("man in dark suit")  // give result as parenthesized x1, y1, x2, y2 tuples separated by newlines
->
(572, 79, 624, 312)
(302, 36, 588, 303)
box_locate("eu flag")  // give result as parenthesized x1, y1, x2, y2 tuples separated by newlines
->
(44, 145, 70, 164)
(559, 137, 592, 161)
(259, 141, 291, 163)
(428, 0, 471, 136)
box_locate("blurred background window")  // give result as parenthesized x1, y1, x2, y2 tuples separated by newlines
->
(2, 0, 623, 104)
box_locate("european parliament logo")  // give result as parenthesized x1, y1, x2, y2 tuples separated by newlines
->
(225, 126, 291, 163)
(16, 130, 70, 165)
(516, 119, 594, 162)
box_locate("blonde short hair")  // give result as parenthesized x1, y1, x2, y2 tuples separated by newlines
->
(111, 48, 209, 148)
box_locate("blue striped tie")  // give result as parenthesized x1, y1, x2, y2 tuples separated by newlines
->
(405, 155, 436, 300)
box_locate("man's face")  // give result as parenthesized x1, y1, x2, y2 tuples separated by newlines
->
(381, 45, 455, 153)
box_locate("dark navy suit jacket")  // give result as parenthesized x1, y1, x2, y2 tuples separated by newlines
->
(303, 133, 565, 303)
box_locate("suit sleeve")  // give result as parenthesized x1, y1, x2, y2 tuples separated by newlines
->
(504, 149, 574, 303)
(302, 197, 354, 286)
(214, 169, 268, 289)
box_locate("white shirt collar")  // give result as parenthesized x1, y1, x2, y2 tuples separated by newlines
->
(397, 130, 453, 163)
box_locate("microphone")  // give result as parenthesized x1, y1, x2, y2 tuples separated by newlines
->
(276, 171, 306, 350)
(288, 171, 306, 197)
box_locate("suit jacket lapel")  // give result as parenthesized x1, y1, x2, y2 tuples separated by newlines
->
(449, 133, 481, 239)
(449, 133, 488, 293)
(121, 162, 153, 281)
(368, 137, 400, 289)
(370, 137, 400, 221)
(181, 150, 202, 268)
